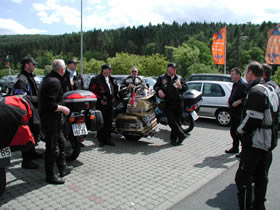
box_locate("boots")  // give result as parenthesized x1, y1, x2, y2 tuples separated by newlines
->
(22, 160, 38, 169)
(59, 165, 73, 177)
(46, 175, 65, 184)
(57, 149, 73, 177)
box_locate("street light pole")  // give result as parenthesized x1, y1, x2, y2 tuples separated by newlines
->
(80, 0, 83, 74)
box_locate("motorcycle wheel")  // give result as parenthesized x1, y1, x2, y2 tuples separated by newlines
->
(182, 113, 194, 133)
(0, 168, 6, 197)
(124, 135, 141, 141)
(65, 136, 81, 162)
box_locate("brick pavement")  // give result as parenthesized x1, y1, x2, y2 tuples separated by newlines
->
(0, 119, 239, 209)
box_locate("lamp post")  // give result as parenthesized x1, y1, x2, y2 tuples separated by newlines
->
(80, 0, 83, 74)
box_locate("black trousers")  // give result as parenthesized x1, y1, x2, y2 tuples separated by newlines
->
(230, 110, 242, 149)
(166, 105, 185, 141)
(235, 147, 269, 210)
(97, 108, 113, 144)
(41, 114, 62, 177)
(22, 146, 36, 162)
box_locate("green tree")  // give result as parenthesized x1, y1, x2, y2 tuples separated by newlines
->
(107, 53, 140, 75)
(273, 66, 280, 85)
(81, 58, 104, 74)
(166, 42, 200, 78)
(139, 54, 168, 76)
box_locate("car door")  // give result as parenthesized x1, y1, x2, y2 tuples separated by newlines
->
(199, 82, 227, 117)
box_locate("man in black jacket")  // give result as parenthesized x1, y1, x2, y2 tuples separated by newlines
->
(225, 67, 247, 155)
(39, 59, 70, 184)
(235, 61, 274, 210)
(89, 64, 118, 147)
(13, 56, 42, 169)
(63, 58, 84, 92)
(154, 63, 187, 146)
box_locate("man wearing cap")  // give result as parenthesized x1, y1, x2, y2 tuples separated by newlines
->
(13, 56, 39, 107)
(63, 58, 84, 92)
(89, 64, 119, 147)
(154, 63, 188, 146)
(13, 56, 43, 169)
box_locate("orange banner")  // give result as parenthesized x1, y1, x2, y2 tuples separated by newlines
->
(265, 24, 280, 64)
(212, 27, 226, 65)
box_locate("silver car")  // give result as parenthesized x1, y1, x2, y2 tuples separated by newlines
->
(186, 80, 233, 126)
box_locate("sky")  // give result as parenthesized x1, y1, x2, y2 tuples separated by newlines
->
(0, 0, 279, 35)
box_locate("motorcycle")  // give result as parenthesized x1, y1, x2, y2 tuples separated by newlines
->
(155, 89, 202, 133)
(113, 86, 158, 141)
(63, 90, 104, 161)
(0, 147, 11, 197)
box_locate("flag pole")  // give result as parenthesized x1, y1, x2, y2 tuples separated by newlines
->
(224, 26, 226, 74)
(80, 0, 83, 74)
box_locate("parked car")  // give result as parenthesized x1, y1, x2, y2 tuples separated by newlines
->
(186, 80, 233, 126)
(82, 74, 96, 89)
(34, 75, 44, 88)
(0, 75, 18, 94)
(186, 73, 232, 83)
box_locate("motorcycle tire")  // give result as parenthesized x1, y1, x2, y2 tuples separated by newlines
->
(182, 113, 194, 133)
(65, 136, 81, 162)
(124, 135, 141, 141)
(0, 168, 6, 197)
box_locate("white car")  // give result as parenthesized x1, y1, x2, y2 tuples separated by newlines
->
(186, 80, 233, 126)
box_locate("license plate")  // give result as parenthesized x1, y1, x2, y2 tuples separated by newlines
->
(0, 147, 11, 159)
(72, 123, 88, 136)
(190, 111, 199, 121)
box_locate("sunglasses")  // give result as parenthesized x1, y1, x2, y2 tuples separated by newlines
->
(132, 71, 137, 73)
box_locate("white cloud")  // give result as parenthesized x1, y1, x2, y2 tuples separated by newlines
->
(11, 0, 23, 4)
(33, 0, 80, 26)
(0, 18, 46, 35)
(32, 0, 280, 32)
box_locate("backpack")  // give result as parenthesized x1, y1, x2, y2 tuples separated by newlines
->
(257, 83, 279, 151)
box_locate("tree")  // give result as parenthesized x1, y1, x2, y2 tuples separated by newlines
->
(139, 54, 168, 76)
(107, 53, 140, 75)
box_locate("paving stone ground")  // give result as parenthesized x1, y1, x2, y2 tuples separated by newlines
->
(0, 118, 238, 209)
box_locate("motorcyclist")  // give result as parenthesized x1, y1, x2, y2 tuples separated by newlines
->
(154, 63, 187, 146)
(119, 67, 147, 98)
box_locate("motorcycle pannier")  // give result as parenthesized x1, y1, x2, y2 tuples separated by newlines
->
(64, 90, 97, 112)
(86, 110, 104, 131)
(183, 89, 202, 107)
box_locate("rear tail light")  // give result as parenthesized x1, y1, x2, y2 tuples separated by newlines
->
(68, 117, 76, 122)
(188, 104, 197, 112)
(90, 115, 95, 120)
(76, 116, 86, 123)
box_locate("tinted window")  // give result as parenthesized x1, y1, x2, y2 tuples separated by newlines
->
(203, 83, 225, 97)
(187, 83, 202, 91)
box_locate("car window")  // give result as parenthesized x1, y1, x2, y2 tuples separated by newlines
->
(187, 83, 202, 91)
(203, 83, 225, 97)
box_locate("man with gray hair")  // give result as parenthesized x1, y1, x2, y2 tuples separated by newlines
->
(39, 59, 70, 184)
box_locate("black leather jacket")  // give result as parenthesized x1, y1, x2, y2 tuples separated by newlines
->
(13, 70, 38, 107)
(38, 71, 64, 118)
(88, 74, 118, 110)
(154, 73, 186, 107)
(62, 69, 84, 93)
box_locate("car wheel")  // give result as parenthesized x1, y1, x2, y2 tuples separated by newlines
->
(216, 109, 231, 126)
